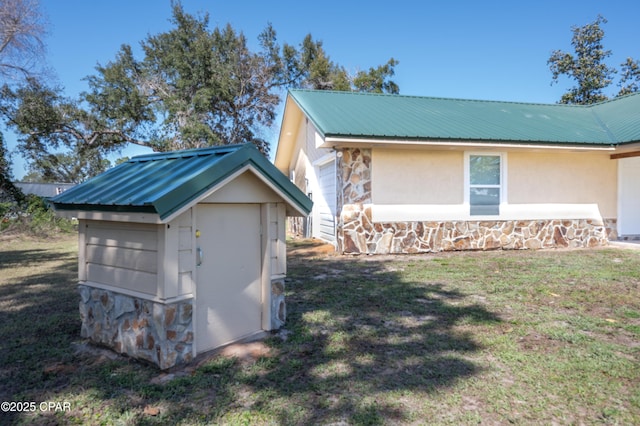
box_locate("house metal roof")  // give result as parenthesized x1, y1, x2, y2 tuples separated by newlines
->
(288, 89, 640, 146)
(50, 143, 312, 220)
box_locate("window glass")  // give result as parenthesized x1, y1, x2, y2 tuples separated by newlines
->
(470, 188, 500, 215)
(469, 154, 501, 216)
(469, 155, 500, 185)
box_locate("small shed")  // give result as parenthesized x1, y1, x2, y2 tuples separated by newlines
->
(50, 144, 312, 369)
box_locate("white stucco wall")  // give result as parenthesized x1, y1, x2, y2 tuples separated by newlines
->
(370, 147, 617, 222)
(508, 151, 617, 218)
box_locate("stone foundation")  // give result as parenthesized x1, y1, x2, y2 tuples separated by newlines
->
(271, 279, 286, 329)
(78, 285, 193, 370)
(340, 204, 611, 254)
(603, 218, 618, 240)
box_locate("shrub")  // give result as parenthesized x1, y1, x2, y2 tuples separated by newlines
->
(0, 194, 76, 237)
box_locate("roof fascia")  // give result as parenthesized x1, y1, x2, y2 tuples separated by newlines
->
(323, 136, 617, 152)
(54, 209, 162, 224)
(274, 94, 305, 173)
(161, 163, 310, 223)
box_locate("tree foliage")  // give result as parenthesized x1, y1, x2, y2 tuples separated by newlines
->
(548, 15, 639, 104)
(2, 2, 399, 181)
(0, 77, 112, 183)
(0, 0, 47, 202)
(0, 0, 47, 81)
(0, 132, 23, 202)
(618, 57, 640, 96)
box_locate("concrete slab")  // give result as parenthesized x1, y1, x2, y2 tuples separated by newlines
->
(609, 241, 640, 250)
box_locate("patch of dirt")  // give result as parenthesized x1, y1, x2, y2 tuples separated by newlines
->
(288, 239, 339, 257)
(215, 341, 272, 364)
(517, 332, 564, 353)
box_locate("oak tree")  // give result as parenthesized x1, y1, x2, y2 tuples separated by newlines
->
(4, 2, 399, 182)
(548, 15, 639, 104)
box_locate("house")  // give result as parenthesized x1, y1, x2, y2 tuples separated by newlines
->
(274, 89, 640, 254)
(50, 144, 312, 369)
(14, 182, 75, 198)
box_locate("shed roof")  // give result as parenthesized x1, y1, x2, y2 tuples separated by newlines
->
(287, 89, 640, 146)
(50, 143, 312, 221)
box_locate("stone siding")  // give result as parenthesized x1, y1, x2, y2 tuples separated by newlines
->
(337, 148, 372, 253)
(271, 279, 286, 329)
(336, 147, 613, 254)
(78, 285, 193, 370)
(342, 205, 610, 254)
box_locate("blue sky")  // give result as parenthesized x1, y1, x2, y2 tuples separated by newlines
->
(8, 0, 640, 179)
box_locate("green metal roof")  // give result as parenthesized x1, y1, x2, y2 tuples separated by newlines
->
(288, 89, 640, 146)
(50, 143, 312, 220)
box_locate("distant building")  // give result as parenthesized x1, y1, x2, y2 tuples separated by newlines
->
(14, 182, 76, 198)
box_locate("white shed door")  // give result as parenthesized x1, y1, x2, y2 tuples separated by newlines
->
(619, 157, 640, 235)
(317, 160, 337, 242)
(195, 204, 262, 353)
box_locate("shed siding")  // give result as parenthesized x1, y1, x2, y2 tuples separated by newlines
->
(175, 209, 194, 297)
(84, 221, 158, 295)
(269, 203, 286, 277)
(202, 171, 284, 204)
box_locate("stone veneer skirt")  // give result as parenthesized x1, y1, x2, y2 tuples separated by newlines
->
(339, 207, 611, 254)
(78, 285, 194, 370)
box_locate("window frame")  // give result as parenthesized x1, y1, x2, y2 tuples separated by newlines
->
(463, 152, 507, 217)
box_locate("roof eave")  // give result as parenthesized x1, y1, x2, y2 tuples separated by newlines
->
(52, 144, 312, 223)
(322, 135, 618, 152)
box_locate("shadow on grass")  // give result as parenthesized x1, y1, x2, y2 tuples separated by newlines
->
(234, 241, 502, 424)
(0, 245, 79, 424)
(1, 239, 502, 425)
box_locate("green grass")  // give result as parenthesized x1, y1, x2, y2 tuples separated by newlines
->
(1, 236, 639, 425)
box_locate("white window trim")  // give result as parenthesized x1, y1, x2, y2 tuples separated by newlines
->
(463, 152, 508, 217)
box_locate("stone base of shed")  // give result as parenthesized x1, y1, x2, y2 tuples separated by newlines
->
(338, 205, 614, 254)
(271, 279, 286, 330)
(78, 285, 194, 370)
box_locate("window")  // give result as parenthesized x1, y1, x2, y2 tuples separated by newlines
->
(468, 154, 502, 215)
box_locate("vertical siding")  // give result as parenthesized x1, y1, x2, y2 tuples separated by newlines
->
(177, 209, 194, 295)
(84, 221, 158, 295)
(161, 208, 194, 300)
(269, 203, 286, 277)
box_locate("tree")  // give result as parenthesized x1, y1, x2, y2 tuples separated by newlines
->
(548, 15, 615, 104)
(0, 132, 23, 202)
(618, 57, 640, 96)
(548, 15, 639, 104)
(0, 0, 47, 81)
(0, 0, 47, 202)
(0, 77, 111, 183)
(4, 2, 399, 180)
(353, 58, 400, 94)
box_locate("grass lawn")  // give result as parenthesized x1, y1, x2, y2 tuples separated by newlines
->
(0, 234, 639, 425)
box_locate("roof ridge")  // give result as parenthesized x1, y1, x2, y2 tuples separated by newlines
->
(290, 88, 640, 109)
(130, 144, 248, 162)
(288, 88, 587, 108)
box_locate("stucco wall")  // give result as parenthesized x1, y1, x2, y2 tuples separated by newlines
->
(372, 149, 463, 204)
(508, 151, 617, 217)
(370, 148, 616, 221)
